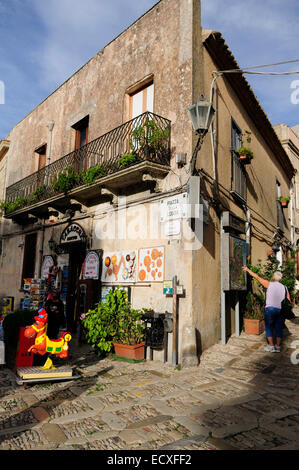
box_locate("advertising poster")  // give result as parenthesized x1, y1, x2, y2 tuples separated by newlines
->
(138, 246, 165, 282)
(102, 250, 137, 283)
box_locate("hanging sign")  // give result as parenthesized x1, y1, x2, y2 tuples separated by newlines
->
(83, 251, 100, 280)
(60, 223, 87, 244)
(41, 255, 55, 280)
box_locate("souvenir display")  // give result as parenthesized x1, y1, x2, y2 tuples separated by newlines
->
(23, 308, 72, 370)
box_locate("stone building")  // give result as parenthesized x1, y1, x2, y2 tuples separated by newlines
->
(0, 0, 295, 363)
(274, 123, 299, 271)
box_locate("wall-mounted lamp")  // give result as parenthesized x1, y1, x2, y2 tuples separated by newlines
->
(187, 94, 215, 136)
(48, 234, 57, 253)
(187, 94, 215, 175)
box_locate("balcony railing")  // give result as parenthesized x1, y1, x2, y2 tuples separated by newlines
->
(4, 112, 171, 215)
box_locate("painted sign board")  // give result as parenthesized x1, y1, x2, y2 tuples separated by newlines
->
(83, 251, 100, 280)
(60, 223, 87, 244)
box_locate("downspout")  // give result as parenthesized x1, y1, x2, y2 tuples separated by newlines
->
(37, 221, 45, 279)
(37, 121, 55, 278)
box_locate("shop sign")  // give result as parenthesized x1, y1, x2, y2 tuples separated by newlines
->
(83, 251, 100, 280)
(160, 193, 188, 222)
(163, 280, 173, 295)
(60, 223, 87, 244)
(41, 255, 55, 280)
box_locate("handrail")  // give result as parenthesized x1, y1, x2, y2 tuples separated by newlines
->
(5, 112, 171, 212)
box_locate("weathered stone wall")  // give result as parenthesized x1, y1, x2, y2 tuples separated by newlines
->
(4, 0, 200, 193)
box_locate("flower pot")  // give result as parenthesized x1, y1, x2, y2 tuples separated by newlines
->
(239, 154, 252, 165)
(244, 318, 265, 335)
(280, 200, 289, 208)
(112, 342, 145, 361)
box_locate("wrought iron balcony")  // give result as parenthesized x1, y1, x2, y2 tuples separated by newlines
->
(4, 112, 171, 217)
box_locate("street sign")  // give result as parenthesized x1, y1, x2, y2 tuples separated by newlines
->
(163, 280, 173, 295)
(160, 193, 188, 223)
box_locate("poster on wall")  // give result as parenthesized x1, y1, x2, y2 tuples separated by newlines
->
(138, 246, 165, 282)
(41, 255, 55, 280)
(101, 250, 138, 283)
(83, 251, 100, 280)
(229, 236, 247, 290)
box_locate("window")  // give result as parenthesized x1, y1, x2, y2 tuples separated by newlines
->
(129, 82, 154, 120)
(35, 144, 47, 171)
(21, 233, 37, 284)
(72, 116, 89, 150)
(231, 120, 246, 201)
(276, 180, 284, 232)
(72, 116, 89, 171)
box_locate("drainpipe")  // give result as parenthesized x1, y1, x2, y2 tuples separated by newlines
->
(37, 121, 54, 278)
(45, 121, 55, 187)
(37, 221, 45, 279)
(220, 211, 226, 344)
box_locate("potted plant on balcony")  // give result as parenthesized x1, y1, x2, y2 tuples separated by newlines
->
(118, 152, 141, 169)
(52, 166, 77, 194)
(130, 119, 170, 161)
(279, 196, 290, 208)
(236, 130, 253, 165)
(236, 147, 254, 164)
(243, 292, 265, 335)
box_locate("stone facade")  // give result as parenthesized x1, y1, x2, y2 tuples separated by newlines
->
(0, 0, 295, 362)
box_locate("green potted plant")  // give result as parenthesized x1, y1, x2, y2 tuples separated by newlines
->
(236, 130, 253, 164)
(112, 301, 145, 361)
(243, 292, 265, 335)
(130, 119, 170, 160)
(118, 152, 141, 169)
(279, 196, 290, 208)
(52, 166, 77, 193)
(82, 288, 145, 360)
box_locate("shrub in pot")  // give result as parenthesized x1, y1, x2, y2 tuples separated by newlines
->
(82, 288, 145, 360)
(279, 196, 290, 208)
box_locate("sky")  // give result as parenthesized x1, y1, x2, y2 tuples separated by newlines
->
(0, 0, 298, 139)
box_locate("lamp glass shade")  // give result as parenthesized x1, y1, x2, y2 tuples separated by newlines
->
(48, 237, 56, 252)
(187, 95, 215, 134)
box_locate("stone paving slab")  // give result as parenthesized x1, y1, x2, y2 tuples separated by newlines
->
(0, 311, 298, 451)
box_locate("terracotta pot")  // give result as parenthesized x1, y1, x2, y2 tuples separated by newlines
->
(280, 200, 289, 208)
(112, 342, 145, 360)
(244, 318, 265, 335)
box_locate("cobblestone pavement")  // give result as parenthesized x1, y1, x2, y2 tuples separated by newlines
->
(0, 310, 298, 451)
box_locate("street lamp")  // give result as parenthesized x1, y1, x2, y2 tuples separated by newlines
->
(48, 234, 57, 253)
(187, 94, 215, 175)
(187, 94, 215, 136)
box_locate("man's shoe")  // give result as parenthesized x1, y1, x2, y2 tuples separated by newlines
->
(274, 345, 281, 353)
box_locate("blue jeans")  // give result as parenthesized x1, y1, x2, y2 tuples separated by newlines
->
(264, 307, 284, 339)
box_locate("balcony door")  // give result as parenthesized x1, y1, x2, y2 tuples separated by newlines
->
(130, 82, 154, 120)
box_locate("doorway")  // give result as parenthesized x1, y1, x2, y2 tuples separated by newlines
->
(65, 246, 86, 333)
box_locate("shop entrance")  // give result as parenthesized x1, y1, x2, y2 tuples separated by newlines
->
(66, 246, 86, 333)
